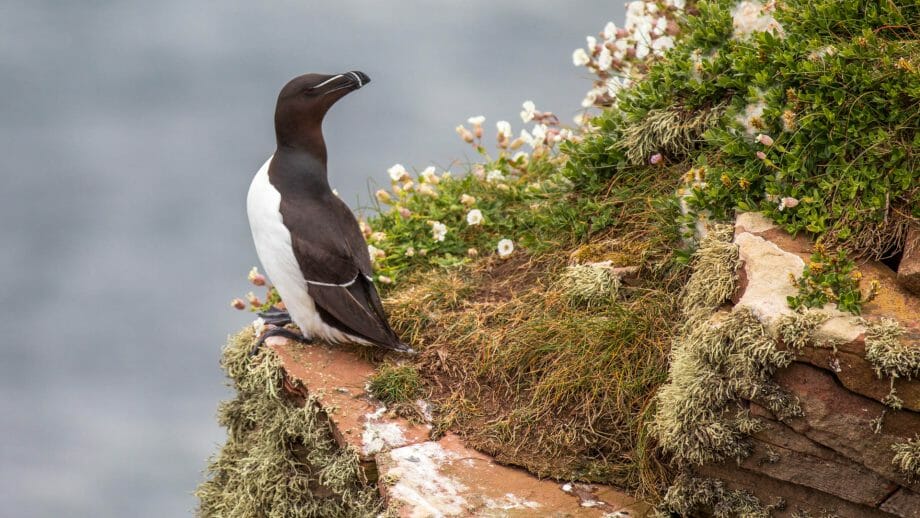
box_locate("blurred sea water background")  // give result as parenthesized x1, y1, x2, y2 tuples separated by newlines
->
(0, 1, 623, 515)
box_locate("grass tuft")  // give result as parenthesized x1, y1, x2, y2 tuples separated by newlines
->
(368, 363, 423, 406)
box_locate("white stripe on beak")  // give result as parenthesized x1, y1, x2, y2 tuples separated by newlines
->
(349, 71, 363, 87)
(312, 74, 344, 89)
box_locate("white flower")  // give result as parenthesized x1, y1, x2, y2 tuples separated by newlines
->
(654, 16, 668, 36)
(404, 246, 415, 257)
(418, 183, 437, 197)
(430, 221, 447, 242)
(486, 169, 505, 182)
(496, 120, 512, 139)
(460, 194, 476, 206)
(387, 164, 409, 182)
(467, 115, 485, 126)
(530, 124, 548, 146)
(497, 239, 514, 258)
(636, 41, 651, 60)
(375, 189, 392, 204)
(466, 209, 484, 226)
(377, 275, 393, 285)
(597, 47, 613, 70)
(419, 166, 439, 183)
(586, 36, 597, 50)
(520, 100, 536, 123)
(367, 245, 385, 262)
(651, 36, 675, 56)
(778, 197, 800, 211)
(512, 151, 529, 162)
(603, 21, 617, 40)
(572, 48, 590, 66)
(667, 0, 686, 8)
(626, 1, 645, 17)
(369, 231, 386, 242)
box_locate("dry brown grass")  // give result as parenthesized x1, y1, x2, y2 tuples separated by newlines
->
(384, 243, 684, 497)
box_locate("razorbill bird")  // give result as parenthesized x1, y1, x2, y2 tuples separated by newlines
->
(247, 71, 413, 353)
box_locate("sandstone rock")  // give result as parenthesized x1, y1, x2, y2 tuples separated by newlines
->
(742, 434, 897, 506)
(880, 488, 920, 518)
(701, 463, 893, 518)
(786, 342, 920, 412)
(772, 363, 920, 493)
(269, 338, 643, 516)
(270, 339, 430, 471)
(897, 223, 920, 296)
(377, 433, 646, 518)
(733, 231, 805, 330)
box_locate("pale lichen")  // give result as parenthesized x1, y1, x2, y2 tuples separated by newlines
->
(559, 262, 621, 307)
(196, 329, 380, 517)
(654, 474, 778, 518)
(891, 435, 920, 480)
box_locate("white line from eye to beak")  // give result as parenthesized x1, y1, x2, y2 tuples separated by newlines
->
(313, 74, 344, 89)
(349, 71, 362, 87)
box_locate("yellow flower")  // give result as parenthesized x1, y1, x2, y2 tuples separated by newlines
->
(738, 178, 750, 189)
(720, 174, 731, 186)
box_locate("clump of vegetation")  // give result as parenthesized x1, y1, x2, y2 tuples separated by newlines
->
(891, 435, 920, 479)
(775, 309, 828, 352)
(368, 363, 423, 405)
(654, 473, 778, 518)
(615, 0, 919, 260)
(787, 244, 879, 314)
(654, 228, 799, 468)
(559, 262, 621, 307)
(865, 317, 920, 380)
(384, 248, 681, 495)
(196, 330, 380, 517)
(864, 316, 916, 417)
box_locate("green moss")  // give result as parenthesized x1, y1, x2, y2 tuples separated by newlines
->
(368, 364, 423, 405)
(196, 330, 380, 517)
(892, 435, 920, 479)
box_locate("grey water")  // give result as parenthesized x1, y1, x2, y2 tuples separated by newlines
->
(0, 1, 622, 515)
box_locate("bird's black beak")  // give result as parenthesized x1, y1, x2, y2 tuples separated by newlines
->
(310, 71, 371, 96)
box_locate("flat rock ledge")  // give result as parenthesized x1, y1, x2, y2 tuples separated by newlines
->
(707, 213, 920, 518)
(266, 337, 646, 518)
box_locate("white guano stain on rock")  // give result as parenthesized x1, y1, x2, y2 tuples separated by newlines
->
(362, 406, 407, 456)
(386, 442, 468, 517)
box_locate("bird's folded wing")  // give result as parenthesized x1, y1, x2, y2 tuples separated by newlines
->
(307, 276, 402, 348)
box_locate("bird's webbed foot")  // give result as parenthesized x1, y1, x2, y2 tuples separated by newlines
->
(250, 325, 308, 356)
(258, 307, 293, 327)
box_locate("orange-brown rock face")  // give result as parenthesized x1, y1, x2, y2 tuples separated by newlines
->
(266, 337, 647, 517)
(706, 213, 920, 518)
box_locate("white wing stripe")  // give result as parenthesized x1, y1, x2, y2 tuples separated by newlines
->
(305, 275, 359, 288)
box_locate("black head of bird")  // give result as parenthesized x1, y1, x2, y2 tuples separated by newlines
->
(273, 71, 371, 157)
